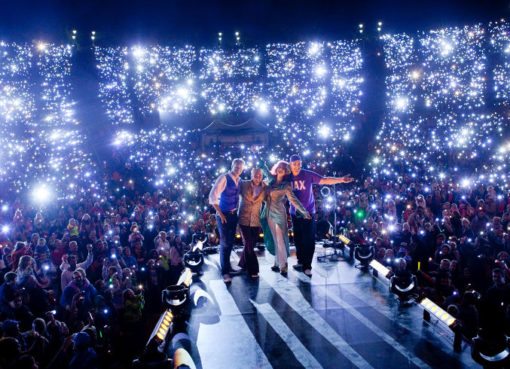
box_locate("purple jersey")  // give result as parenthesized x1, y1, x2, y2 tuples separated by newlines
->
(289, 169, 323, 215)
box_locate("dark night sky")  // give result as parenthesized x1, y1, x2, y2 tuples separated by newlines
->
(1, 0, 509, 45)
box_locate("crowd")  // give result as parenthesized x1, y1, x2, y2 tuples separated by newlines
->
(0, 19, 509, 368)
(0, 145, 509, 368)
(0, 182, 213, 368)
(321, 172, 510, 341)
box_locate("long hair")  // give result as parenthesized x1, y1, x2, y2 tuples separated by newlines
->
(270, 160, 290, 176)
(270, 161, 291, 182)
(17, 255, 34, 272)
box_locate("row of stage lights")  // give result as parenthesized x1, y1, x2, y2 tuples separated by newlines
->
(337, 235, 510, 366)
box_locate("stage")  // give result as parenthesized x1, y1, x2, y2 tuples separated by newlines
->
(184, 245, 480, 369)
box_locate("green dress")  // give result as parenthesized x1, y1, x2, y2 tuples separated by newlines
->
(259, 163, 310, 256)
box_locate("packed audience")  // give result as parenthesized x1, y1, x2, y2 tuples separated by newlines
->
(317, 171, 510, 341)
(0, 146, 509, 368)
(0, 182, 210, 368)
(0, 19, 509, 368)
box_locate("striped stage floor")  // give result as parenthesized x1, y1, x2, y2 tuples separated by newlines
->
(184, 245, 479, 369)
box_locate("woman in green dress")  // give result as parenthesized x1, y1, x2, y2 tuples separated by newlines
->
(260, 160, 311, 275)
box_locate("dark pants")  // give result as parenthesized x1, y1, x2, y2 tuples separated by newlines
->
(292, 216, 316, 270)
(239, 225, 260, 275)
(217, 212, 238, 275)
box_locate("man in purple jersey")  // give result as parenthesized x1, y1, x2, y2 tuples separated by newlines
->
(289, 154, 354, 276)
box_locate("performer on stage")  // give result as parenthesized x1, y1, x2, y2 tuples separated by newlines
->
(289, 154, 354, 276)
(260, 161, 311, 276)
(208, 158, 244, 283)
(237, 168, 266, 279)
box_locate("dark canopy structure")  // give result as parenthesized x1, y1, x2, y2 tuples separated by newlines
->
(200, 119, 269, 151)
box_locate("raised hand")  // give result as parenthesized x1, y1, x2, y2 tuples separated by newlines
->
(341, 174, 354, 183)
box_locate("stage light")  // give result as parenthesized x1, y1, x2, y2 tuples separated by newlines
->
(151, 310, 174, 342)
(318, 125, 331, 138)
(37, 42, 47, 52)
(420, 298, 456, 326)
(132, 46, 145, 58)
(410, 70, 421, 80)
(1, 205, 8, 212)
(314, 64, 327, 78)
(1, 225, 9, 234)
(354, 244, 375, 268)
(440, 40, 454, 56)
(369, 260, 391, 278)
(31, 185, 53, 205)
(177, 87, 190, 98)
(394, 96, 409, 111)
(255, 99, 269, 115)
(308, 42, 321, 55)
(460, 178, 471, 188)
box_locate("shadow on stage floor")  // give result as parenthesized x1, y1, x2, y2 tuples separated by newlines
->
(185, 245, 480, 369)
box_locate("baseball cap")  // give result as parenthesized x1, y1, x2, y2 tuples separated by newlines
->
(289, 154, 301, 163)
(73, 331, 91, 348)
(1, 320, 19, 334)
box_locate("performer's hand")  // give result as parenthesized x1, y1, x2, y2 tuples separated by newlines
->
(341, 174, 354, 183)
(305, 213, 312, 220)
(218, 212, 227, 224)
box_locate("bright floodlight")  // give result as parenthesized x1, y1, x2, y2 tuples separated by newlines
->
(410, 70, 421, 80)
(132, 46, 145, 58)
(32, 184, 53, 205)
(460, 178, 471, 188)
(395, 96, 409, 111)
(318, 125, 331, 138)
(1, 225, 9, 234)
(314, 64, 327, 78)
(308, 42, 320, 56)
(177, 87, 189, 99)
(440, 40, 453, 56)
(37, 42, 48, 52)
(255, 99, 269, 115)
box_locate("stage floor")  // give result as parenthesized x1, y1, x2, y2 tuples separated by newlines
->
(185, 245, 480, 369)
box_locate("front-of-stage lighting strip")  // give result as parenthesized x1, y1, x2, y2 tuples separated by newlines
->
(338, 234, 351, 245)
(420, 298, 456, 327)
(369, 259, 391, 279)
(148, 309, 174, 342)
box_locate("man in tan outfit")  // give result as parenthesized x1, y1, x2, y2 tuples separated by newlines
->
(238, 168, 266, 278)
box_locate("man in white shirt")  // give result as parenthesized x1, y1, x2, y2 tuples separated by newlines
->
(60, 244, 94, 292)
(209, 158, 244, 283)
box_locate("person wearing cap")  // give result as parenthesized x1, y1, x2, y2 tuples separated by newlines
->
(208, 158, 244, 283)
(69, 331, 98, 369)
(0, 272, 18, 313)
(288, 154, 354, 276)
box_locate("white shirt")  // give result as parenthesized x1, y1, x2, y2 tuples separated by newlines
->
(60, 251, 94, 292)
(208, 173, 241, 206)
